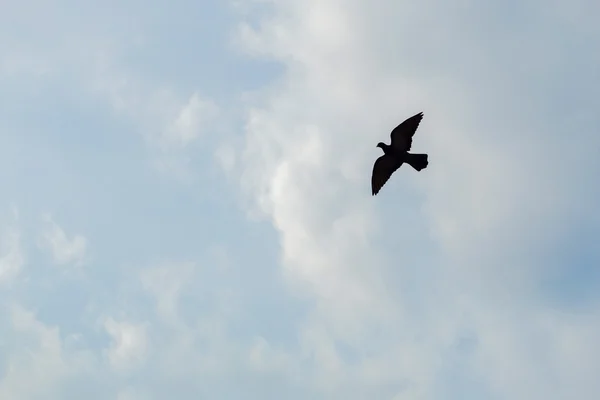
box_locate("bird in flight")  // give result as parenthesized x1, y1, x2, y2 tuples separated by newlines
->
(371, 112, 429, 196)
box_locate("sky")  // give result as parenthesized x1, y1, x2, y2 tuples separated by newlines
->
(1, 0, 600, 399)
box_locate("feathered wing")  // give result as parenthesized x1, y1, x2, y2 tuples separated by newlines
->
(371, 154, 402, 195)
(390, 112, 424, 152)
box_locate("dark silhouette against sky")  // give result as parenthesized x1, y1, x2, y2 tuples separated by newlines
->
(371, 112, 429, 195)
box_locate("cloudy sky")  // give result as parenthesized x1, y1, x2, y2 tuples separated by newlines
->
(1, 0, 600, 399)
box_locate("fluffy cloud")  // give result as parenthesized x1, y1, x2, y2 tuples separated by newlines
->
(1, 0, 599, 399)
(0, 227, 23, 285)
(0, 304, 97, 399)
(164, 92, 219, 148)
(103, 317, 149, 373)
(89, 59, 220, 181)
(39, 214, 88, 267)
(233, 0, 600, 398)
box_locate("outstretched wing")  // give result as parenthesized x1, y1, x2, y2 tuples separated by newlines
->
(390, 112, 424, 152)
(371, 154, 402, 195)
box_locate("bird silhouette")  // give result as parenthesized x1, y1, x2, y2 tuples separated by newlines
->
(371, 112, 429, 195)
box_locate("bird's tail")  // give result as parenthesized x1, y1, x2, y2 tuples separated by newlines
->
(405, 153, 429, 171)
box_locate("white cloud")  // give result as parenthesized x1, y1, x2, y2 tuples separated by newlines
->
(0, 227, 23, 284)
(39, 214, 87, 267)
(103, 317, 149, 374)
(232, 0, 600, 398)
(88, 56, 219, 181)
(0, 304, 96, 399)
(164, 92, 219, 149)
(1, 0, 599, 399)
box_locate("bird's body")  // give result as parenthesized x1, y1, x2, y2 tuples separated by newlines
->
(377, 142, 406, 158)
(371, 112, 429, 196)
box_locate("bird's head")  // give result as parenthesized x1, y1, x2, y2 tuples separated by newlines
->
(376, 142, 386, 150)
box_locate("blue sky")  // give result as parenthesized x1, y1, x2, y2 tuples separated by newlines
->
(1, 0, 600, 399)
